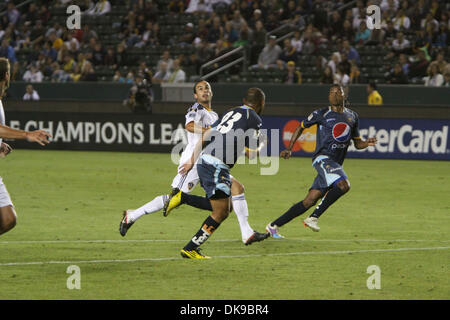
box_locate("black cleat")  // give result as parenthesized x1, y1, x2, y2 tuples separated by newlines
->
(244, 231, 270, 246)
(119, 210, 135, 237)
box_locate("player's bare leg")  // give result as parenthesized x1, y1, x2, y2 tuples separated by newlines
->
(266, 189, 324, 238)
(0, 205, 17, 235)
(181, 196, 230, 259)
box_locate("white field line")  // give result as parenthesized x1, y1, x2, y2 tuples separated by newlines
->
(0, 238, 449, 245)
(0, 246, 449, 267)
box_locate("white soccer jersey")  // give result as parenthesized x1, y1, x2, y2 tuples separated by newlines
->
(179, 102, 218, 166)
(171, 103, 218, 192)
(0, 100, 5, 146)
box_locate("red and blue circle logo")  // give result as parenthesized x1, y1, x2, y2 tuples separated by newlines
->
(332, 122, 351, 142)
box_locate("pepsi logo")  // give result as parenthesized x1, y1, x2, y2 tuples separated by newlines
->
(332, 122, 351, 142)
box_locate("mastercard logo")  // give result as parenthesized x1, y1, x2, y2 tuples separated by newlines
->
(282, 120, 317, 153)
(332, 122, 351, 142)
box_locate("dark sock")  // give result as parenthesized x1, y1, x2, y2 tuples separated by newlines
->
(272, 201, 308, 227)
(181, 192, 212, 211)
(183, 216, 220, 251)
(310, 186, 345, 219)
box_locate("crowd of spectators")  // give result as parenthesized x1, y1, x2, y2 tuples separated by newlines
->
(0, 0, 448, 90)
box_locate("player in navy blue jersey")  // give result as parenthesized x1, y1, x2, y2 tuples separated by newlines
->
(177, 88, 266, 259)
(266, 84, 377, 237)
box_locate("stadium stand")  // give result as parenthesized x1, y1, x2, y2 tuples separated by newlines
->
(0, 0, 449, 86)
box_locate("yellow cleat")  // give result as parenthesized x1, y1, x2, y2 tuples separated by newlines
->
(180, 249, 211, 259)
(163, 189, 182, 217)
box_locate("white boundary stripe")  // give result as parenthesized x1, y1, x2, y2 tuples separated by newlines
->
(1, 246, 449, 266)
(0, 238, 449, 244)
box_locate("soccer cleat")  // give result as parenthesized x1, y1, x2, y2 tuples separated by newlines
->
(244, 231, 270, 245)
(163, 188, 182, 217)
(265, 223, 284, 239)
(119, 210, 135, 236)
(180, 248, 211, 259)
(303, 217, 320, 232)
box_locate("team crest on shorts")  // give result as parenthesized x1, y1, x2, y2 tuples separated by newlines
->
(188, 182, 194, 190)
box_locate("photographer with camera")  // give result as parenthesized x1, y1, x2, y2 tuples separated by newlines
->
(124, 72, 153, 113)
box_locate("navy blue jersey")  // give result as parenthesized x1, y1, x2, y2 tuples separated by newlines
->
(301, 107, 361, 165)
(203, 105, 262, 168)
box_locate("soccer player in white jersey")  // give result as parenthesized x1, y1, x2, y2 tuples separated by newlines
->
(0, 57, 51, 236)
(120, 81, 268, 245)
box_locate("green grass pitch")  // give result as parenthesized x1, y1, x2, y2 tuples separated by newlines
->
(0, 150, 448, 300)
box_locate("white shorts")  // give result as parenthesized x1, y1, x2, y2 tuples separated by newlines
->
(171, 165, 200, 193)
(0, 177, 13, 207)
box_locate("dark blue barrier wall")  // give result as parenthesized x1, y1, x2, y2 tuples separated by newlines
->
(5, 111, 449, 160)
(263, 116, 450, 160)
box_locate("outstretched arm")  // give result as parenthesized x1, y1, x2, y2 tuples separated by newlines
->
(280, 123, 304, 159)
(0, 125, 51, 146)
(353, 137, 377, 149)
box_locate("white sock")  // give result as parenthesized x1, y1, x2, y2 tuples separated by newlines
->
(129, 195, 167, 222)
(232, 193, 254, 242)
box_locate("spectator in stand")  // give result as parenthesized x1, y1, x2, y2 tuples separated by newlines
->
(0, 40, 17, 65)
(23, 85, 40, 101)
(277, 38, 298, 68)
(152, 61, 170, 84)
(443, 72, 450, 87)
(434, 22, 448, 48)
(179, 23, 196, 46)
(80, 61, 97, 81)
(284, 61, 302, 84)
(409, 49, 430, 79)
(166, 59, 186, 83)
(367, 82, 383, 105)
(6, 2, 20, 25)
(156, 50, 174, 73)
(398, 53, 410, 76)
(70, 65, 82, 82)
(327, 52, 341, 75)
(339, 19, 355, 42)
(349, 62, 361, 83)
(92, 42, 104, 65)
(354, 22, 371, 45)
(333, 65, 350, 87)
(291, 30, 303, 53)
(432, 52, 448, 75)
(386, 63, 409, 84)
(114, 42, 128, 69)
(23, 64, 44, 83)
(320, 66, 334, 84)
(392, 31, 411, 54)
(86, 0, 111, 16)
(207, 16, 223, 44)
(103, 47, 116, 66)
(251, 35, 282, 70)
(186, 0, 213, 14)
(248, 9, 262, 29)
(424, 62, 444, 86)
(342, 39, 360, 65)
(393, 9, 411, 31)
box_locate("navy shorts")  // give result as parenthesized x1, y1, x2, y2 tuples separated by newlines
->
(197, 154, 232, 199)
(310, 155, 348, 193)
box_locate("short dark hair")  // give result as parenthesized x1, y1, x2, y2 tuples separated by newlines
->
(193, 79, 210, 93)
(368, 82, 377, 90)
(244, 87, 265, 107)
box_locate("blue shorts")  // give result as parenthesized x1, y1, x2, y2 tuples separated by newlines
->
(197, 154, 232, 199)
(310, 155, 348, 193)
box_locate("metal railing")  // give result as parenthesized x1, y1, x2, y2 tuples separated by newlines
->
(199, 46, 246, 80)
